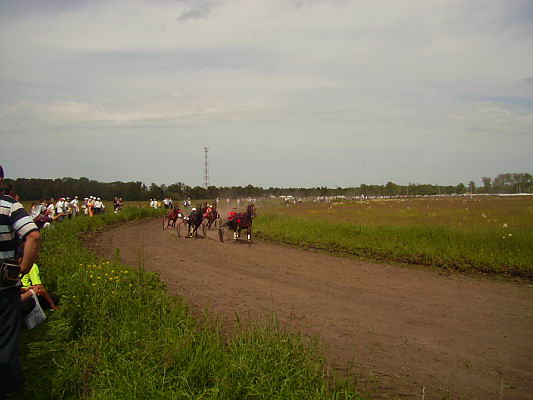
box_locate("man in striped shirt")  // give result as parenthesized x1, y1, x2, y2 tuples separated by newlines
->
(0, 165, 41, 397)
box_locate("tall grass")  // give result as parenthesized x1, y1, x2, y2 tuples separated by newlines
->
(17, 208, 363, 400)
(254, 214, 533, 277)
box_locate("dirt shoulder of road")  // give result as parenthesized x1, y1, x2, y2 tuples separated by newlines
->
(85, 218, 533, 400)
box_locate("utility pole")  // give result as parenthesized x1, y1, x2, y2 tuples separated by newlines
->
(204, 146, 209, 189)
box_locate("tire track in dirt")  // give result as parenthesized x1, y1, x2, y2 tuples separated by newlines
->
(89, 218, 533, 400)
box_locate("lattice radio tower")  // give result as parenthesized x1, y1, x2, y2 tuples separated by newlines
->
(204, 146, 209, 189)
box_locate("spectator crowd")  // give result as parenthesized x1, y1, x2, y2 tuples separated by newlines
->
(0, 165, 128, 398)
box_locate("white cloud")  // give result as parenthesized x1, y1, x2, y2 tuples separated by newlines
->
(1, 0, 532, 186)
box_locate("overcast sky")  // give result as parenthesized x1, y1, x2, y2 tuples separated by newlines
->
(1, 0, 532, 187)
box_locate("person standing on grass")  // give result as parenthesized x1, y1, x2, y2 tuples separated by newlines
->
(88, 196, 95, 217)
(0, 165, 41, 398)
(70, 196, 79, 217)
(82, 197, 88, 215)
(94, 197, 103, 215)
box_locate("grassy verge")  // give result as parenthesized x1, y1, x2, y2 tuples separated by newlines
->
(254, 215, 533, 277)
(16, 208, 363, 400)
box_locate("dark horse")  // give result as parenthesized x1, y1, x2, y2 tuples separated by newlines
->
(187, 205, 205, 238)
(218, 204, 256, 245)
(204, 206, 220, 230)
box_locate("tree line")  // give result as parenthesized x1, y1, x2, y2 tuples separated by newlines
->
(4, 173, 532, 201)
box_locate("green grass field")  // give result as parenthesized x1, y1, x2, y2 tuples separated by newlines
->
(254, 196, 533, 277)
(17, 208, 363, 400)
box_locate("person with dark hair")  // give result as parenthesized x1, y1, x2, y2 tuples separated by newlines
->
(0, 165, 41, 397)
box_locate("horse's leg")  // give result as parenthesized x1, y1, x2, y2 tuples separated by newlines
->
(162, 216, 166, 230)
(177, 222, 181, 237)
(247, 225, 252, 245)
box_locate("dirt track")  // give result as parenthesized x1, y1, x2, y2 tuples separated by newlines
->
(90, 218, 533, 400)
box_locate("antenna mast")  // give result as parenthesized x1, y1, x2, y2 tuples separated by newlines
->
(204, 146, 209, 189)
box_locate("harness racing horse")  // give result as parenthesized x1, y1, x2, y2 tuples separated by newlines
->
(187, 206, 206, 238)
(204, 206, 220, 230)
(218, 204, 256, 245)
(163, 207, 181, 229)
(163, 207, 187, 236)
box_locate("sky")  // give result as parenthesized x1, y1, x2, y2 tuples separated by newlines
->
(1, 0, 532, 188)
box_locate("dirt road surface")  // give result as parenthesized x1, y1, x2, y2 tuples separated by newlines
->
(90, 218, 533, 400)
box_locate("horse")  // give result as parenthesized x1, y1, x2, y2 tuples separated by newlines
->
(218, 204, 256, 245)
(187, 206, 205, 238)
(163, 207, 182, 229)
(203, 206, 220, 230)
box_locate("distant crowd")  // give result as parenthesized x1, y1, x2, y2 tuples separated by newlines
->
(26, 196, 125, 229)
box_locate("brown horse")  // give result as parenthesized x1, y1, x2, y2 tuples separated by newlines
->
(203, 206, 220, 230)
(218, 204, 256, 245)
(163, 207, 187, 236)
(163, 207, 181, 229)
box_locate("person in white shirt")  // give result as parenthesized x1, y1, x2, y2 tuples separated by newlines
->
(30, 201, 46, 219)
(55, 198, 65, 215)
(94, 198, 103, 215)
(70, 196, 79, 217)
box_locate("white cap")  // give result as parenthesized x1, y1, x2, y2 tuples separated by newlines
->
(192, 207, 197, 211)
(97, 197, 101, 200)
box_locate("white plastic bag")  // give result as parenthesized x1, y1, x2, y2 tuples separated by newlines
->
(24, 289, 47, 329)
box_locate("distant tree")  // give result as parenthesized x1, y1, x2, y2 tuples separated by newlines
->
(456, 183, 467, 194)
(481, 177, 492, 193)
(206, 185, 219, 199)
(189, 186, 208, 199)
(148, 183, 164, 200)
(318, 186, 329, 196)
(384, 181, 400, 196)
(468, 180, 476, 194)
(443, 185, 456, 195)
(493, 173, 513, 189)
